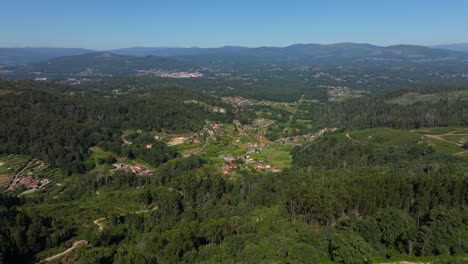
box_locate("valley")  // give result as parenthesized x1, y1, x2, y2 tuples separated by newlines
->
(1, 45, 468, 264)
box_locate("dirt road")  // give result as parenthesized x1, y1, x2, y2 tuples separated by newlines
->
(38, 240, 87, 263)
(193, 137, 209, 154)
(93, 217, 106, 232)
(345, 133, 360, 143)
(425, 134, 463, 147)
(93, 206, 158, 232)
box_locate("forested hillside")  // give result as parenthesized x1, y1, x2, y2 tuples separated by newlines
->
(0, 79, 467, 264)
(312, 88, 468, 129)
(0, 80, 233, 173)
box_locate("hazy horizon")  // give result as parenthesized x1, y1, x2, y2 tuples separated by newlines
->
(1, 42, 468, 51)
(2, 0, 468, 49)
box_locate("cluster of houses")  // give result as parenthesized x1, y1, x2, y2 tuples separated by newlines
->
(255, 163, 281, 172)
(190, 122, 224, 143)
(112, 163, 153, 176)
(137, 70, 203, 78)
(223, 163, 238, 174)
(221, 96, 286, 108)
(235, 119, 274, 139)
(249, 141, 267, 148)
(253, 118, 275, 128)
(220, 154, 280, 174)
(278, 127, 337, 145)
(244, 155, 256, 163)
(211, 107, 227, 114)
(221, 96, 253, 107)
(279, 134, 316, 144)
(9, 175, 51, 191)
(220, 155, 238, 174)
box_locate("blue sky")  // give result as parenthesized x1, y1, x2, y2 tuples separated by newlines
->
(1, 0, 468, 49)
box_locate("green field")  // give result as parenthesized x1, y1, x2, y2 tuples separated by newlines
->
(347, 127, 468, 157)
(411, 127, 466, 135)
(249, 144, 293, 168)
(443, 134, 468, 144)
(348, 127, 422, 147)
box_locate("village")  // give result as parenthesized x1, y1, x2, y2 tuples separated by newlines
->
(161, 112, 337, 175)
(136, 69, 204, 78)
(2, 158, 55, 195)
(112, 162, 153, 176)
(89, 95, 337, 178)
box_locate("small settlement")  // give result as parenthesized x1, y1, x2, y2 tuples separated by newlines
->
(6, 160, 53, 193)
(112, 163, 153, 176)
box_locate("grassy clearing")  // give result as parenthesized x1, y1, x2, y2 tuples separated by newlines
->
(175, 142, 201, 153)
(349, 128, 422, 147)
(443, 135, 468, 145)
(249, 144, 293, 168)
(373, 253, 468, 264)
(427, 138, 464, 155)
(411, 127, 464, 135)
(346, 127, 468, 157)
(451, 128, 468, 134)
(0, 174, 12, 187)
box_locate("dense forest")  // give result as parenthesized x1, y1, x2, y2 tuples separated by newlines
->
(0, 79, 467, 263)
(0, 80, 233, 173)
(312, 89, 468, 129)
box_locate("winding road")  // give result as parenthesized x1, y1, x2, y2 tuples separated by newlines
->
(37, 240, 87, 263)
(39, 206, 158, 262)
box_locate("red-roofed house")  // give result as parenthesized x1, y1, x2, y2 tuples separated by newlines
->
(224, 164, 238, 174)
(30, 181, 39, 188)
(256, 163, 266, 169)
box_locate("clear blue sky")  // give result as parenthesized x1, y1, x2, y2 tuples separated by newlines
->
(1, 0, 467, 49)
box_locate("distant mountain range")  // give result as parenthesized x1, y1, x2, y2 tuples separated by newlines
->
(111, 43, 466, 60)
(0, 52, 196, 79)
(432, 43, 468, 53)
(1, 43, 468, 67)
(0, 47, 94, 66)
(1, 43, 468, 80)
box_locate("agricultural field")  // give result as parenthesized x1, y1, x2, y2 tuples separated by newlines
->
(162, 100, 337, 174)
(348, 127, 423, 147)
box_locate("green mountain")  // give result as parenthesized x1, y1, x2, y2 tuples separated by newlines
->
(113, 43, 468, 67)
(2, 43, 468, 80)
